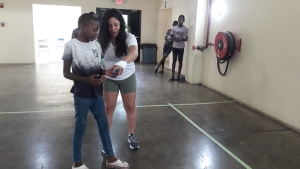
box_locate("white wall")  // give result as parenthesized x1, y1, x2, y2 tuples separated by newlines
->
(201, 0, 300, 130)
(0, 0, 159, 64)
(159, 0, 300, 130)
(156, 8, 172, 63)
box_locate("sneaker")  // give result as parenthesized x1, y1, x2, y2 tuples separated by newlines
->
(177, 77, 184, 82)
(158, 70, 164, 74)
(168, 77, 176, 82)
(128, 134, 140, 150)
(106, 159, 129, 169)
(72, 164, 88, 169)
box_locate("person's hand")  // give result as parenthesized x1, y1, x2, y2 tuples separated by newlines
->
(101, 75, 109, 81)
(87, 74, 103, 86)
(108, 65, 124, 77)
(174, 36, 181, 42)
(104, 69, 116, 78)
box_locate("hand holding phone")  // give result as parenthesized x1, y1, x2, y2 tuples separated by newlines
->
(113, 69, 119, 76)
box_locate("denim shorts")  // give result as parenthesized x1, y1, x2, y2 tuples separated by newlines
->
(163, 44, 173, 57)
(172, 48, 184, 61)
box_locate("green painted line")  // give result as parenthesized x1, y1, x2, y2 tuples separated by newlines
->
(0, 109, 73, 115)
(173, 100, 236, 106)
(0, 100, 236, 115)
(135, 104, 169, 108)
(168, 103, 252, 169)
(135, 100, 236, 107)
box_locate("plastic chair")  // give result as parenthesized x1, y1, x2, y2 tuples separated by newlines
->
(38, 39, 50, 55)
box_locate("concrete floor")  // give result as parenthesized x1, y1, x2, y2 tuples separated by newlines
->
(0, 62, 299, 169)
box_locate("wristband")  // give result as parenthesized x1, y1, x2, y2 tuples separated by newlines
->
(115, 60, 127, 69)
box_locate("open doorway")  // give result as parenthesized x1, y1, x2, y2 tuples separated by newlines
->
(32, 4, 81, 63)
(96, 8, 141, 62)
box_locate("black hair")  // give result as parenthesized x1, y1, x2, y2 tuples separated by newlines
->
(89, 11, 96, 15)
(78, 13, 98, 28)
(98, 8, 127, 58)
(179, 15, 185, 20)
(173, 20, 178, 25)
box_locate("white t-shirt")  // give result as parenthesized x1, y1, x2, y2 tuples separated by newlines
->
(171, 25, 188, 49)
(102, 33, 137, 80)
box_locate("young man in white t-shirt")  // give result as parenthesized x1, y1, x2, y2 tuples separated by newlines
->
(62, 13, 129, 169)
(169, 15, 188, 82)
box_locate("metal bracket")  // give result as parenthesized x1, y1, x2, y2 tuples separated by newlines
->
(236, 39, 242, 52)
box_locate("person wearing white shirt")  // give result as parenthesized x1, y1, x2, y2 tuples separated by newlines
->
(98, 8, 140, 150)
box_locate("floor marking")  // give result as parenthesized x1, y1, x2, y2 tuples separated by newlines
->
(172, 100, 236, 106)
(135, 104, 169, 108)
(0, 100, 235, 115)
(168, 103, 252, 169)
(0, 109, 73, 115)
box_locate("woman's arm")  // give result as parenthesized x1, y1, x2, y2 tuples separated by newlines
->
(109, 45, 138, 76)
(122, 45, 138, 63)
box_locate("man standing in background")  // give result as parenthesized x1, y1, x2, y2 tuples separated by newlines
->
(169, 15, 188, 82)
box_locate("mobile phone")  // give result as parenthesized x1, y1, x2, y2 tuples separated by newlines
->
(113, 69, 119, 75)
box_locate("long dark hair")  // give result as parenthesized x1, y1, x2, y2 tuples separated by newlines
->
(98, 8, 127, 58)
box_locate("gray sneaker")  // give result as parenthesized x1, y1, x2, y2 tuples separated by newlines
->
(128, 134, 140, 150)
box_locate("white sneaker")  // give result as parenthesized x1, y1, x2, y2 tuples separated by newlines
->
(72, 164, 89, 169)
(101, 147, 105, 154)
(106, 159, 129, 169)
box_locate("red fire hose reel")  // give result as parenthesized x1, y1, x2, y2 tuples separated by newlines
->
(192, 31, 242, 76)
(215, 31, 235, 60)
(214, 31, 241, 75)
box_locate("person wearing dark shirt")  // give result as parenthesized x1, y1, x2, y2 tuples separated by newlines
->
(154, 20, 178, 74)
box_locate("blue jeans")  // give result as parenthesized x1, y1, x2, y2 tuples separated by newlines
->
(73, 95, 114, 162)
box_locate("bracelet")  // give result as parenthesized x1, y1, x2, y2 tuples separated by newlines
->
(115, 60, 127, 69)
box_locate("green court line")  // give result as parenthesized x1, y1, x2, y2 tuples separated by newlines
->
(0, 109, 73, 115)
(173, 100, 236, 106)
(0, 100, 236, 115)
(135, 100, 236, 108)
(168, 103, 252, 169)
(135, 104, 169, 108)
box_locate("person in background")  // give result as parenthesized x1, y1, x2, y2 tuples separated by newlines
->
(169, 15, 188, 82)
(154, 20, 178, 74)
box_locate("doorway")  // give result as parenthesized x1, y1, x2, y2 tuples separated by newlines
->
(32, 4, 81, 63)
(157, 8, 172, 69)
(96, 8, 141, 62)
